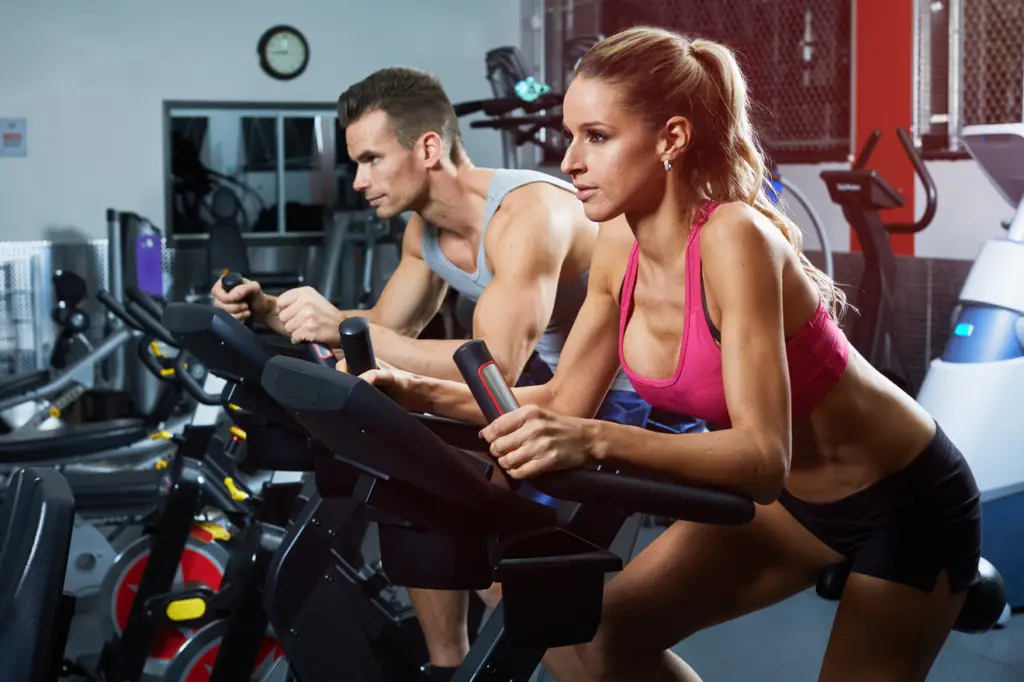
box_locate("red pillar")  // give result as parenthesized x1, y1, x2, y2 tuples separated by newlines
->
(852, 0, 916, 255)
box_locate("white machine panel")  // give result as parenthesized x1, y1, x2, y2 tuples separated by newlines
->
(917, 355, 1024, 500)
(959, 240, 1024, 313)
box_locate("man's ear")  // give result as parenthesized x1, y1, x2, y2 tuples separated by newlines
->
(420, 131, 445, 168)
(658, 116, 693, 165)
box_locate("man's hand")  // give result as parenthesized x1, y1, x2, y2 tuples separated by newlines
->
(277, 287, 345, 346)
(211, 276, 271, 323)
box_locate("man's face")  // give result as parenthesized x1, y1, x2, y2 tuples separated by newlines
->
(346, 109, 426, 218)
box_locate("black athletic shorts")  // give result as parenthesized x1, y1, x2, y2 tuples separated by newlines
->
(779, 423, 983, 594)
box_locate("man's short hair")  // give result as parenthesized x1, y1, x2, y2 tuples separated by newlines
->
(338, 66, 464, 162)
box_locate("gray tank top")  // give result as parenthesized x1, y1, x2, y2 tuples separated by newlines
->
(421, 169, 633, 392)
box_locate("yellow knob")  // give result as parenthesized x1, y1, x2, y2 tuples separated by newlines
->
(149, 340, 168, 359)
(48, 407, 61, 418)
(154, 459, 168, 470)
(229, 426, 247, 441)
(228, 403, 241, 412)
(148, 430, 172, 441)
(165, 598, 206, 622)
(224, 477, 249, 502)
(193, 521, 232, 542)
(160, 368, 176, 377)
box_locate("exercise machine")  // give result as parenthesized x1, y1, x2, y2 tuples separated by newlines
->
(916, 122, 1024, 610)
(0, 467, 76, 682)
(161, 302, 495, 681)
(820, 128, 937, 389)
(66, 294, 306, 682)
(258, 324, 756, 681)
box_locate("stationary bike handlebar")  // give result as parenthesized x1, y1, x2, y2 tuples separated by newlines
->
(97, 289, 145, 332)
(853, 127, 938, 234)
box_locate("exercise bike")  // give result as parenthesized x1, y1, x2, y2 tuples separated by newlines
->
(67, 293, 302, 682)
(820, 127, 937, 390)
(916, 122, 1024, 611)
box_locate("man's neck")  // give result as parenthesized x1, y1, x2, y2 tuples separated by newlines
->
(417, 161, 491, 240)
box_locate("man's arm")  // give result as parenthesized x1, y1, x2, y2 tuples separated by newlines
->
(274, 214, 449, 347)
(396, 214, 631, 420)
(368, 193, 577, 382)
(361, 214, 449, 336)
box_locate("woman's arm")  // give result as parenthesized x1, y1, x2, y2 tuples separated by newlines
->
(593, 205, 791, 502)
(369, 216, 633, 424)
(485, 205, 792, 504)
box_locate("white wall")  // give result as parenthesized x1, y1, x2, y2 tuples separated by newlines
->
(779, 159, 1011, 262)
(0, 0, 520, 241)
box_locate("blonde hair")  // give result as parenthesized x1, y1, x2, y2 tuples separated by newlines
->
(576, 27, 848, 320)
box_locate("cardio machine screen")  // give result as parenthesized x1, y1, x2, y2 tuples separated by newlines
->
(514, 76, 551, 102)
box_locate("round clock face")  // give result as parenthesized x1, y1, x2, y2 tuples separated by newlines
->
(259, 26, 309, 80)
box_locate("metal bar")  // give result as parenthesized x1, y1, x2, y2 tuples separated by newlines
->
(948, 0, 963, 148)
(276, 115, 287, 233)
(30, 255, 46, 370)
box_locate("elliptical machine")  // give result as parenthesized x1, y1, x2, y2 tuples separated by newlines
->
(820, 128, 937, 390)
(917, 122, 1024, 610)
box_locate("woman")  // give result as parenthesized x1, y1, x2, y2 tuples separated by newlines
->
(352, 27, 982, 682)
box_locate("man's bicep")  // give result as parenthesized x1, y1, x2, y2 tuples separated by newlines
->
(472, 263, 561, 382)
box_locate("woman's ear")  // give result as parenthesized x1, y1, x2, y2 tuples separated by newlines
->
(659, 116, 692, 166)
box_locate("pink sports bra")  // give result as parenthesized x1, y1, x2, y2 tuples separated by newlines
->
(617, 201, 850, 428)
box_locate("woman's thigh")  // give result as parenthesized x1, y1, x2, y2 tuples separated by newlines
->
(819, 570, 966, 682)
(588, 501, 845, 657)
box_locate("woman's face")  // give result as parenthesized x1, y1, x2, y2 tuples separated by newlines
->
(560, 77, 665, 223)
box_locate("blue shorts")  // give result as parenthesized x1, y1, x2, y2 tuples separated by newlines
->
(596, 390, 706, 434)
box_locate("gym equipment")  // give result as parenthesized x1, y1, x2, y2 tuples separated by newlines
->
(257, 324, 754, 680)
(763, 146, 834, 279)
(0, 467, 76, 682)
(74, 443, 296, 682)
(916, 122, 1024, 609)
(106, 208, 166, 416)
(157, 305, 496, 681)
(820, 128, 937, 389)
(0, 289, 194, 467)
(67, 294, 302, 682)
(50, 270, 94, 370)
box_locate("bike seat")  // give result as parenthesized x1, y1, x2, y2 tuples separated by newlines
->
(0, 369, 51, 403)
(816, 559, 1006, 633)
(0, 418, 149, 462)
(0, 467, 75, 681)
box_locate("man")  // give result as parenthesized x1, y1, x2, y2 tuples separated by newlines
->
(212, 66, 699, 680)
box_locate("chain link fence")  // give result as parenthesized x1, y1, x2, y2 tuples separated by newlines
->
(916, 0, 1023, 151)
(961, 0, 1024, 127)
(544, 0, 852, 162)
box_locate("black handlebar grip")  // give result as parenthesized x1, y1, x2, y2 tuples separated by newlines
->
(339, 317, 377, 376)
(97, 289, 142, 331)
(453, 340, 519, 423)
(221, 272, 245, 292)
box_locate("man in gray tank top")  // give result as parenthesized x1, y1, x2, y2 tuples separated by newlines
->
(212, 66, 702, 680)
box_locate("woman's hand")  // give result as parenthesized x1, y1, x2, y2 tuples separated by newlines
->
(480, 405, 602, 479)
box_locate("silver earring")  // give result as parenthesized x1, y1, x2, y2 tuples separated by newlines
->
(664, 158, 672, 172)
